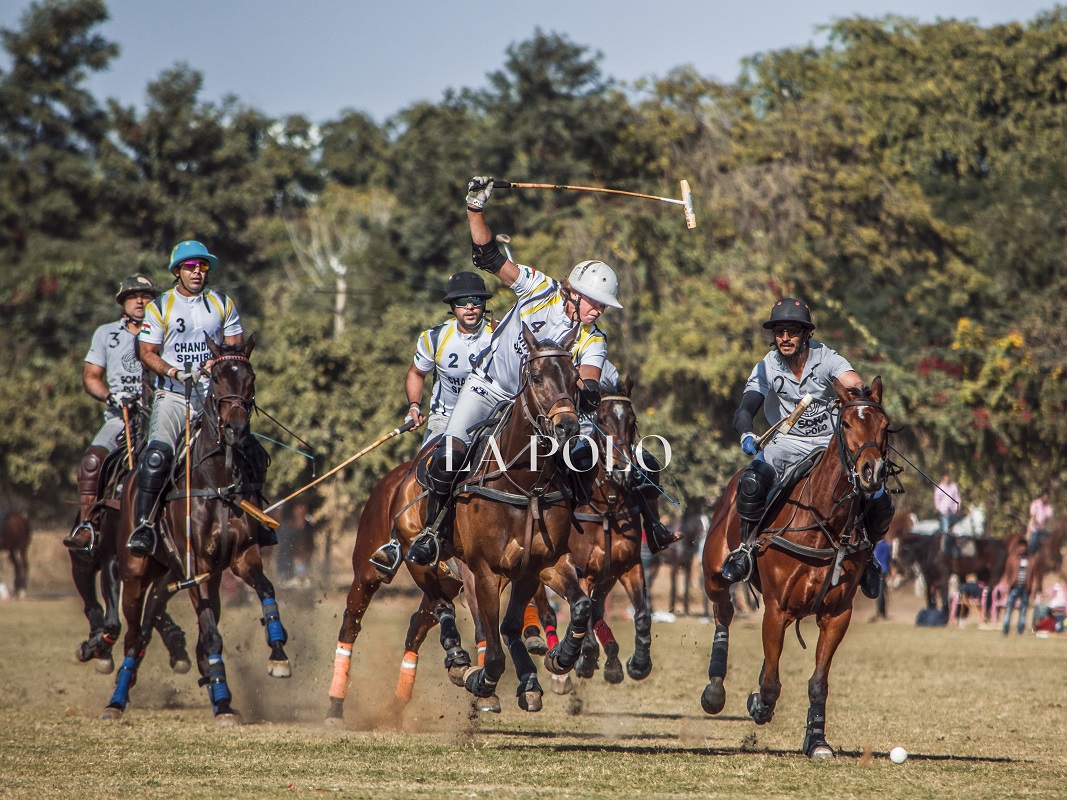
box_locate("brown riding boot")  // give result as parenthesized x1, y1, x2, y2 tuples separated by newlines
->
(64, 445, 109, 551)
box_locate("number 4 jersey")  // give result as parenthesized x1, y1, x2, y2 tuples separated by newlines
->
(139, 288, 242, 393)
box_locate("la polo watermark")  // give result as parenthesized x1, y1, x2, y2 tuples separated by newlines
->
(444, 434, 672, 474)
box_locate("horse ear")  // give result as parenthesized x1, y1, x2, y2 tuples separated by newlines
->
(521, 322, 539, 353)
(623, 375, 634, 396)
(558, 324, 580, 352)
(243, 333, 256, 359)
(870, 375, 883, 403)
(832, 377, 850, 404)
(206, 335, 223, 357)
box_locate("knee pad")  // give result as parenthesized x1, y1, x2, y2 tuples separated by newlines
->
(425, 439, 464, 495)
(737, 460, 776, 523)
(138, 442, 174, 493)
(78, 446, 109, 495)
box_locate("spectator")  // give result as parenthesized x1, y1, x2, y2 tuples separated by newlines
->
(1027, 488, 1053, 555)
(934, 472, 962, 535)
(1001, 538, 1038, 636)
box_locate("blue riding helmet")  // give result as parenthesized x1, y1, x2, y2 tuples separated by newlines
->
(167, 240, 219, 273)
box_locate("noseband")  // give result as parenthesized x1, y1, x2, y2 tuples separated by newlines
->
(834, 399, 888, 491)
(521, 347, 578, 434)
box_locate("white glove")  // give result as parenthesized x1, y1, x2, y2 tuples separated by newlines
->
(173, 368, 198, 383)
(466, 176, 494, 211)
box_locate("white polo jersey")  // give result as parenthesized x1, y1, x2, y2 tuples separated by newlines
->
(744, 341, 854, 439)
(474, 265, 607, 395)
(413, 317, 493, 416)
(139, 287, 242, 394)
(85, 318, 143, 401)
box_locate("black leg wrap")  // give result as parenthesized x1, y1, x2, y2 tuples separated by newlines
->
(708, 624, 729, 679)
(747, 691, 775, 725)
(516, 672, 542, 698)
(802, 704, 830, 756)
(465, 667, 498, 698)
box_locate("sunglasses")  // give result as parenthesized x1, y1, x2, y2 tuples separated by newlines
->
(452, 296, 486, 308)
(178, 260, 210, 273)
(773, 325, 805, 338)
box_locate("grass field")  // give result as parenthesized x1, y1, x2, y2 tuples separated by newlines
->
(2, 532, 1066, 799)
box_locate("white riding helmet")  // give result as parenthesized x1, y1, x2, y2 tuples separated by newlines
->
(567, 260, 623, 309)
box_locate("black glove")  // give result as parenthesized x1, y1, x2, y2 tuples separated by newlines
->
(577, 378, 601, 412)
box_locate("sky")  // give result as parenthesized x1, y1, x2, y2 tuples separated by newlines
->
(1, 1, 1059, 123)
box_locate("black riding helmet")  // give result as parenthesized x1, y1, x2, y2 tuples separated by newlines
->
(442, 271, 493, 305)
(762, 297, 815, 331)
(115, 273, 161, 305)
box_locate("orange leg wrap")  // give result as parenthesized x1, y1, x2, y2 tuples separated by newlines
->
(477, 640, 487, 667)
(523, 601, 541, 633)
(394, 650, 419, 702)
(329, 642, 353, 700)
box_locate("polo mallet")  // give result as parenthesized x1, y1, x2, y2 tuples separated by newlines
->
(495, 234, 514, 261)
(757, 393, 813, 449)
(184, 375, 194, 580)
(494, 179, 697, 229)
(262, 419, 420, 516)
(121, 404, 134, 469)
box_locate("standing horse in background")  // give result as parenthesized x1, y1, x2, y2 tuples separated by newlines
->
(700, 379, 892, 759)
(891, 532, 1007, 613)
(103, 336, 289, 723)
(1005, 524, 1065, 594)
(68, 412, 190, 675)
(646, 508, 709, 617)
(0, 508, 30, 598)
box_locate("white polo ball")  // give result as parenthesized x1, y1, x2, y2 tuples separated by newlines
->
(889, 746, 908, 764)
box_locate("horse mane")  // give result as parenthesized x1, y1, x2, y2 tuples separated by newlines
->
(213, 340, 247, 357)
(845, 384, 873, 400)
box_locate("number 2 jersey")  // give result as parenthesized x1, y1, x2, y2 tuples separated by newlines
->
(139, 288, 243, 393)
(413, 317, 494, 416)
(473, 265, 607, 394)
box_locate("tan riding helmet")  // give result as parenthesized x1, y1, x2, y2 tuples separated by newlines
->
(116, 273, 161, 305)
(567, 260, 623, 309)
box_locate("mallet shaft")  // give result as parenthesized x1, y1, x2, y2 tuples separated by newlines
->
(495, 180, 685, 206)
(757, 393, 813, 449)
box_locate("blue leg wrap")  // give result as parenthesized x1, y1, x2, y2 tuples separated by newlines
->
(198, 655, 232, 712)
(109, 656, 138, 708)
(261, 598, 287, 646)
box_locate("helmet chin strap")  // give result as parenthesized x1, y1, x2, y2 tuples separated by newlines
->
(564, 290, 581, 323)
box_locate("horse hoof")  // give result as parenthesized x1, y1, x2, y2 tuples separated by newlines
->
(550, 674, 573, 695)
(518, 690, 543, 713)
(543, 651, 570, 676)
(100, 705, 123, 721)
(701, 679, 726, 715)
(214, 711, 241, 727)
(93, 657, 115, 675)
(574, 655, 596, 679)
(171, 657, 191, 675)
(808, 745, 835, 761)
(267, 659, 292, 678)
(447, 664, 469, 687)
(747, 691, 774, 726)
(463, 667, 497, 699)
(626, 657, 652, 682)
(473, 694, 501, 714)
(603, 655, 624, 684)
(524, 635, 548, 655)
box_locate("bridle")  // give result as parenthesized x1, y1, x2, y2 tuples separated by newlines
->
(206, 354, 255, 444)
(519, 347, 578, 438)
(834, 398, 890, 497)
(596, 394, 638, 488)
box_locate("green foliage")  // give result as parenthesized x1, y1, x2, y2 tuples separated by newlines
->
(4, 5, 1067, 533)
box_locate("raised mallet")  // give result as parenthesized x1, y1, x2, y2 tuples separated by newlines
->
(494, 179, 696, 229)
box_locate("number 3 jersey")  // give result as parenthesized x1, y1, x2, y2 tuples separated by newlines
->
(85, 319, 142, 408)
(473, 265, 607, 395)
(412, 317, 494, 416)
(139, 288, 243, 393)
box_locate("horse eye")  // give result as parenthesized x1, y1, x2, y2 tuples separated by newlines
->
(531, 374, 543, 385)
(841, 421, 851, 430)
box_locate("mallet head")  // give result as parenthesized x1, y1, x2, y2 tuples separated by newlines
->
(680, 180, 696, 229)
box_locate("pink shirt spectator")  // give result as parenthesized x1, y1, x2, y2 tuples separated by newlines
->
(934, 480, 961, 518)
(1028, 496, 1053, 534)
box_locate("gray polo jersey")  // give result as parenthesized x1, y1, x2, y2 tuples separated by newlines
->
(85, 318, 143, 401)
(744, 341, 854, 439)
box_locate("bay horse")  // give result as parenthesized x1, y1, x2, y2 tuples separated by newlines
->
(556, 377, 654, 685)
(700, 378, 892, 759)
(103, 335, 290, 723)
(646, 508, 709, 617)
(891, 532, 1007, 613)
(0, 508, 30, 598)
(69, 410, 190, 675)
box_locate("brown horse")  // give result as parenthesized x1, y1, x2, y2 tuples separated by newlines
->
(68, 409, 190, 674)
(646, 507, 709, 617)
(1004, 524, 1065, 594)
(103, 336, 288, 723)
(561, 378, 654, 684)
(700, 379, 892, 759)
(0, 508, 30, 598)
(891, 531, 1007, 613)
(325, 452, 471, 725)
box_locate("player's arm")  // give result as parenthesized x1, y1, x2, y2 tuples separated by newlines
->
(82, 362, 111, 404)
(467, 177, 519, 286)
(138, 341, 174, 379)
(404, 364, 429, 426)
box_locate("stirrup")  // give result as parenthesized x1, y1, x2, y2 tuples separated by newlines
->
(720, 546, 753, 584)
(646, 521, 681, 555)
(369, 539, 402, 583)
(406, 529, 441, 568)
(859, 558, 881, 600)
(64, 521, 97, 552)
(127, 521, 161, 560)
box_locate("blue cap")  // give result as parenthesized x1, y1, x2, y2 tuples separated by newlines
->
(167, 240, 219, 272)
